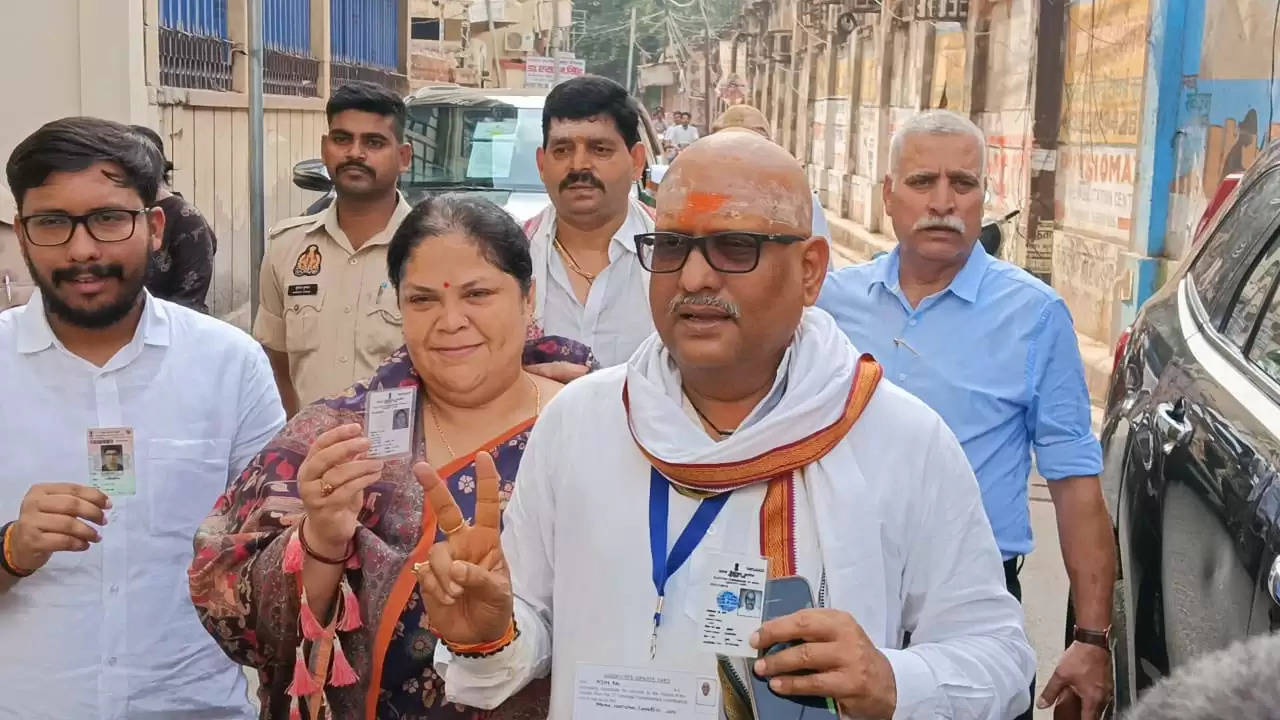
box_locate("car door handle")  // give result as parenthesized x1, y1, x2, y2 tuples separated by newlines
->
(1154, 402, 1192, 454)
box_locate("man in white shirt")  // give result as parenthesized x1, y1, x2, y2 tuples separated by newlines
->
(664, 111, 702, 148)
(416, 130, 1034, 718)
(0, 117, 285, 719)
(522, 75, 658, 374)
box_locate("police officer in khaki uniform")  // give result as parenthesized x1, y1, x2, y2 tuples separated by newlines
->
(254, 82, 413, 416)
(1, 182, 34, 312)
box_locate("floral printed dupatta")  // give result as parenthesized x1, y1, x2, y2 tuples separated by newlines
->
(189, 337, 594, 719)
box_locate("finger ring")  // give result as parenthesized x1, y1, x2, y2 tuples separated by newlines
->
(441, 519, 467, 535)
(320, 482, 335, 497)
(413, 561, 429, 574)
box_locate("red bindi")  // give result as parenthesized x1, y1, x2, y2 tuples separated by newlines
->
(443, 282, 450, 289)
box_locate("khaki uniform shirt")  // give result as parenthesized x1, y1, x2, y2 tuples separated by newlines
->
(253, 195, 412, 406)
(0, 185, 33, 313)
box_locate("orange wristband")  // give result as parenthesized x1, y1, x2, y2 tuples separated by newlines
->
(1, 522, 33, 577)
(436, 618, 518, 658)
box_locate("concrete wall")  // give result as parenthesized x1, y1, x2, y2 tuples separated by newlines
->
(0, 0, 154, 162)
(1053, 0, 1149, 344)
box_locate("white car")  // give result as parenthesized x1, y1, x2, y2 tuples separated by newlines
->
(294, 85, 665, 223)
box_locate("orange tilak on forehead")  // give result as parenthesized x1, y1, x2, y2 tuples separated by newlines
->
(675, 191, 730, 227)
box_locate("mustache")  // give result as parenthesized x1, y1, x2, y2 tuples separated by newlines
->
(912, 214, 966, 234)
(51, 263, 124, 286)
(667, 294, 741, 319)
(560, 170, 604, 192)
(338, 161, 375, 177)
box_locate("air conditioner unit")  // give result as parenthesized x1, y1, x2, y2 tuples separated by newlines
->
(504, 30, 534, 53)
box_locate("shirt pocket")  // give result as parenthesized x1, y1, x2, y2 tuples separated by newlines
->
(146, 438, 232, 537)
(358, 285, 404, 359)
(282, 290, 325, 354)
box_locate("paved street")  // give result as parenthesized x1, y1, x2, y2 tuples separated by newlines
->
(1026, 472, 1070, 719)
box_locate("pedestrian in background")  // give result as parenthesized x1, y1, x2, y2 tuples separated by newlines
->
(819, 110, 1116, 719)
(129, 125, 217, 313)
(254, 81, 413, 417)
(663, 110, 700, 148)
(0, 116, 284, 719)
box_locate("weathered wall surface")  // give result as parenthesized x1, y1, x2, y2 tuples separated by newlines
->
(1053, 0, 1148, 343)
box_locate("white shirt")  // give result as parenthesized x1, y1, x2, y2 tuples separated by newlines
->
(541, 205, 657, 368)
(0, 292, 285, 720)
(437, 363, 1034, 719)
(664, 124, 701, 147)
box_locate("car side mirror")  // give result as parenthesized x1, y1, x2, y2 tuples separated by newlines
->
(293, 159, 332, 192)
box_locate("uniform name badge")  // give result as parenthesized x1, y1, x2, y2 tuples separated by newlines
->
(573, 664, 719, 719)
(699, 551, 768, 657)
(365, 387, 416, 458)
(87, 427, 136, 496)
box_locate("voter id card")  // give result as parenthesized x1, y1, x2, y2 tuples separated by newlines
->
(365, 387, 416, 458)
(699, 551, 768, 656)
(87, 427, 136, 496)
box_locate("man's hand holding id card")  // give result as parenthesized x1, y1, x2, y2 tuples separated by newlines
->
(87, 427, 135, 496)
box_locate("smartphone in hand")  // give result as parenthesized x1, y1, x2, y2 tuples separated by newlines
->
(748, 575, 840, 719)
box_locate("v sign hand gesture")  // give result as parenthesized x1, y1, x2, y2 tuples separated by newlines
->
(412, 452, 514, 646)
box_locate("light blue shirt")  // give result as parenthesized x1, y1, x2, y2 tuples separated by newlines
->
(818, 245, 1102, 559)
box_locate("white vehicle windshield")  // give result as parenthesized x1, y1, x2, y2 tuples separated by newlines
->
(401, 103, 544, 192)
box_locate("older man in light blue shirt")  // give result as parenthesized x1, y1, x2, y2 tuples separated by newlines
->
(818, 110, 1115, 720)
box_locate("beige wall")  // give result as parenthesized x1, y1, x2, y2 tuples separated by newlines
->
(0, 0, 154, 163)
(158, 95, 326, 328)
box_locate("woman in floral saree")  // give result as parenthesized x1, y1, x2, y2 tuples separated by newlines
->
(189, 195, 593, 719)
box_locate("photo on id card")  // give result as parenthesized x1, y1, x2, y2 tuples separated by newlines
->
(87, 427, 135, 496)
(365, 387, 416, 458)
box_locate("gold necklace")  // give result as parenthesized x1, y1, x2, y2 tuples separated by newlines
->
(427, 373, 543, 462)
(553, 237, 599, 285)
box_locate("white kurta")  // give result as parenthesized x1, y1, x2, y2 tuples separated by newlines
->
(0, 291, 286, 719)
(437, 327, 1034, 719)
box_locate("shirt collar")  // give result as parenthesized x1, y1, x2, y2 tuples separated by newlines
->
(314, 192, 413, 250)
(16, 289, 171, 355)
(946, 242, 992, 303)
(550, 199, 648, 257)
(869, 242, 991, 304)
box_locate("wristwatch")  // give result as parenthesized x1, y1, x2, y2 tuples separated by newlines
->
(1073, 625, 1112, 650)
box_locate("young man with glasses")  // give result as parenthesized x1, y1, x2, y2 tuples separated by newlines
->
(419, 129, 1034, 719)
(0, 116, 284, 718)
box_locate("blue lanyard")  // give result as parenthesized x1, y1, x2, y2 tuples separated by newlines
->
(648, 467, 730, 658)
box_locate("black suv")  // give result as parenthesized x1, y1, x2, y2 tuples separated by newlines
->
(1102, 141, 1280, 712)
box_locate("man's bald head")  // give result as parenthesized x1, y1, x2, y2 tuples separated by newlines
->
(656, 131, 813, 237)
(645, 129, 828, 395)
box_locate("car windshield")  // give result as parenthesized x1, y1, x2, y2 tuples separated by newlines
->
(400, 102, 544, 192)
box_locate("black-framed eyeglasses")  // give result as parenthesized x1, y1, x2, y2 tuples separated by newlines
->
(19, 208, 151, 247)
(634, 231, 807, 274)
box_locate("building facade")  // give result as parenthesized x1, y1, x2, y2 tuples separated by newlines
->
(715, 0, 1280, 387)
(0, 0, 413, 328)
